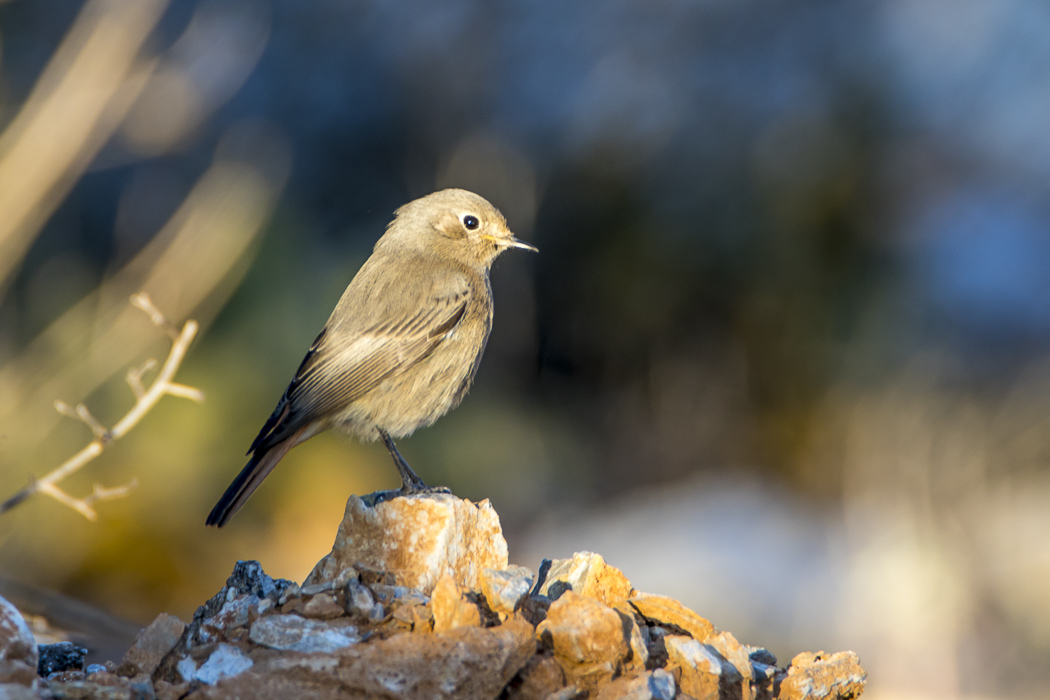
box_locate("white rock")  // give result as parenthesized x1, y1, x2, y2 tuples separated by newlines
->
(0, 596, 37, 669)
(249, 615, 359, 653)
(194, 643, 253, 685)
(665, 636, 725, 675)
(345, 579, 376, 617)
(176, 657, 197, 682)
(648, 669, 676, 700)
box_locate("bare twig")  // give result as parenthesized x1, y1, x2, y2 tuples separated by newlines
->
(130, 292, 180, 340)
(0, 294, 203, 520)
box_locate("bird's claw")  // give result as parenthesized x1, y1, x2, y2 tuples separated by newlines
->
(399, 483, 451, 497)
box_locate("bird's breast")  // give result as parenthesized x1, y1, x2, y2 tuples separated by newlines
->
(336, 295, 492, 440)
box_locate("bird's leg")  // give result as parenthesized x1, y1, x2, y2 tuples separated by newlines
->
(377, 428, 438, 493)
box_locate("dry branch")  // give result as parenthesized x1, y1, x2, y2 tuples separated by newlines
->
(0, 293, 203, 520)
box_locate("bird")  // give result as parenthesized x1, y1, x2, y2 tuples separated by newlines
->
(206, 189, 537, 527)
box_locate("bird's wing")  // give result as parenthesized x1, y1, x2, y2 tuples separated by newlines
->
(247, 272, 470, 454)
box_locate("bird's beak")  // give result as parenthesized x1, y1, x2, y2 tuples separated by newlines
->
(486, 234, 538, 252)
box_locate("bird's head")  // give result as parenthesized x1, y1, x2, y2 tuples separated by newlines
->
(382, 189, 537, 267)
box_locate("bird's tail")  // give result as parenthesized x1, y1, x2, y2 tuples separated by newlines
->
(206, 428, 305, 527)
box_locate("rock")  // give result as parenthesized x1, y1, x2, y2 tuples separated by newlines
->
(197, 617, 536, 700)
(595, 669, 676, 700)
(479, 567, 533, 617)
(48, 680, 140, 699)
(708, 631, 749, 675)
(752, 661, 777, 700)
(305, 492, 508, 595)
(249, 615, 360, 653)
(277, 582, 301, 607)
(192, 643, 253, 685)
(47, 497, 870, 700)
(409, 604, 434, 633)
(155, 679, 190, 700)
(430, 575, 482, 633)
(628, 593, 716, 641)
(184, 561, 292, 649)
(224, 560, 293, 601)
(664, 635, 741, 700)
(707, 630, 752, 699)
(538, 552, 633, 606)
(301, 593, 343, 620)
(778, 650, 866, 700)
(119, 613, 186, 677)
(195, 594, 266, 645)
(45, 670, 85, 683)
(748, 646, 777, 666)
(371, 584, 427, 609)
(176, 657, 197, 683)
(344, 579, 383, 620)
(647, 669, 677, 699)
(38, 642, 87, 676)
(0, 597, 37, 672)
(620, 609, 650, 676)
(391, 601, 426, 630)
(299, 583, 334, 597)
(0, 661, 36, 686)
(536, 591, 630, 692)
(502, 652, 565, 699)
(0, 684, 39, 700)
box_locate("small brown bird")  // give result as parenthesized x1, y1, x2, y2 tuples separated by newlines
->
(206, 189, 536, 527)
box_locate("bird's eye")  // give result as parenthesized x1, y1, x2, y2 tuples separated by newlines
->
(463, 215, 480, 230)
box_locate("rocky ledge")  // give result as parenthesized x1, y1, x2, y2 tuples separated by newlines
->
(0, 492, 866, 699)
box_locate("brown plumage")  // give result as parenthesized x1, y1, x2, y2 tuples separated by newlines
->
(206, 189, 536, 527)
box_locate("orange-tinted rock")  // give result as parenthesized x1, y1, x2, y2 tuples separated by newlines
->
(539, 552, 633, 606)
(536, 591, 630, 692)
(707, 630, 752, 699)
(430, 575, 482, 633)
(306, 493, 508, 595)
(664, 635, 742, 700)
(479, 567, 533, 617)
(595, 669, 676, 700)
(778, 650, 866, 700)
(620, 609, 650, 676)
(628, 593, 716, 641)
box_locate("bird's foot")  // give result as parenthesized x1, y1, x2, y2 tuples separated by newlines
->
(362, 484, 452, 507)
(399, 482, 452, 497)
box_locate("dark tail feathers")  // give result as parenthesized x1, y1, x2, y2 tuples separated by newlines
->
(206, 429, 304, 527)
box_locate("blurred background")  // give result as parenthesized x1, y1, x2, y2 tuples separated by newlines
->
(0, 0, 1048, 697)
